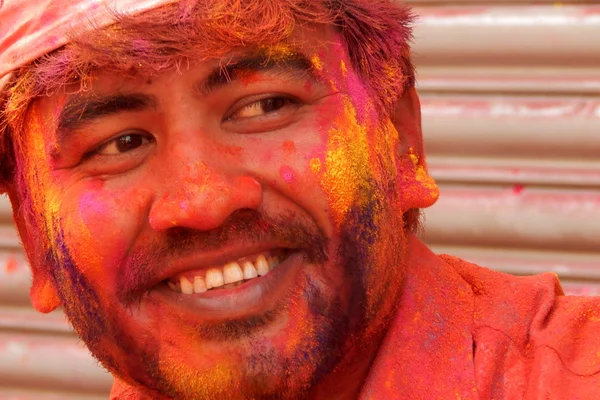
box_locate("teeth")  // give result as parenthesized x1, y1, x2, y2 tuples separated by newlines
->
(205, 268, 225, 289)
(180, 276, 194, 294)
(169, 251, 286, 293)
(255, 254, 270, 276)
(223, 262, 244, 284)
(242, 261, 258, 279)
(193, 276, 207, 293)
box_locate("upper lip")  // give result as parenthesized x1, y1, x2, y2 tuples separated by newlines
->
(150, 242, 296, 286)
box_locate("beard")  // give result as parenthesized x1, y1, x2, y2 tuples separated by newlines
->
(44, 183, 407, 399)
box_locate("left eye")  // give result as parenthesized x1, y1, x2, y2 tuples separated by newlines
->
(229, 97, 295, 120)
(95, 133, 153, 156)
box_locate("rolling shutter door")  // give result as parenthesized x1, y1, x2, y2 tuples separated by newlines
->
(1, 0, 599, 397)
(0, 197, 112, 398)
(411, 1, 600, 295)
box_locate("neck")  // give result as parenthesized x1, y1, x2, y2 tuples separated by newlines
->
(310, 326, 388, 400)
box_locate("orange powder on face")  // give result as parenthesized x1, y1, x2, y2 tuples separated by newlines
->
(215, 143, 244, 158)
(282, 140, 296, 155)
(69, 193, 106, 277)
(22, 107, 63, 243)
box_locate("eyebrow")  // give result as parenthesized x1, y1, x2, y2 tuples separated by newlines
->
(56, 93, 157, 144)
(56, 50, 319, 145)
(195, 50, 317, 96)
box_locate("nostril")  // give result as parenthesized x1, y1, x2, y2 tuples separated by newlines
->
(234, 176, 263, 209)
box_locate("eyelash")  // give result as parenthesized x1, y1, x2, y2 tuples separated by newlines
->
(225, 95, 300, 121)
(84, 132, 153, 159)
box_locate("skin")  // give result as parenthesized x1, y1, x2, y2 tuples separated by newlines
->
(7, 25, 437, 399)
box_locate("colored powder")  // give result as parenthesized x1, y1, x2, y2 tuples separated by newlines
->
(340, 64, 373, 124)
(160, 355, 235, 398)
(23, 107, 63, 249)
(340, 60, 347, 77)
(320, 97, 373, 226)
(279, 165, 295, 184)
(409, 148, 438, 197)
(215, 144, 243, 158)
(309, 158, 322, 174)
(311, 54, 323, 71)
(282, 140, 296, 155)
(73, 191, 107, 275)
(259, 44, 296, 61)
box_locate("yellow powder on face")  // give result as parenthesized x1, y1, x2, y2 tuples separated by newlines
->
(160, 358, 235, 398)
(409, 148, 439, 199)
(328, 79, 338, 92)
(311, 54, 323, 71)
(340, 60, 347, 77)
(259, 44, 296, 61)
(415, 165, 439, 200)
(320, 97, 373, 226)
(309, 158, 322, 174)
(409, 150, 419, 166)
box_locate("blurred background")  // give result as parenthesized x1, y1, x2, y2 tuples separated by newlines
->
(1, 0, 600, 398)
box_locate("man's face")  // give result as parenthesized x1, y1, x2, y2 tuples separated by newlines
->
(13, 26, 431, 398)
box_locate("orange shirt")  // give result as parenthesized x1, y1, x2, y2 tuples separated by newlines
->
(360, 237, 600, 399)
(112, 237, 600, 399)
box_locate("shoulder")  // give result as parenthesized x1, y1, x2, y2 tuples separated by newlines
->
(441, 254, 600, 399)
(440, 254, 562, 337)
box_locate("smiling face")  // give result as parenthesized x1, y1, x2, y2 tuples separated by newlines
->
(8, 25, 438, 399)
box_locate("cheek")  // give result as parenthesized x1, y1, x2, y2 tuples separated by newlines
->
(61, 182, 145, 283)
(279, 165, 295, 184)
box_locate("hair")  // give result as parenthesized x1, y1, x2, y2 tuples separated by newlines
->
(0, 0, 415, 189)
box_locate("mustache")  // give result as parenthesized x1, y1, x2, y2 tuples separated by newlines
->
(118, 208, 329, 302)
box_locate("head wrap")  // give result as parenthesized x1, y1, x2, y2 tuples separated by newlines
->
(0, 0, 176, 86)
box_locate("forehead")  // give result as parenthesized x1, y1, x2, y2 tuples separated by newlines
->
(40, 23, 346, 104)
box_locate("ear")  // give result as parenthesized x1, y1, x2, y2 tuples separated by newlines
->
(6, 187, 61, 313)
(30, 275, 61, 313)
(391, 87, 439, 211)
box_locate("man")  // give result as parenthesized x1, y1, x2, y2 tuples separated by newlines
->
(0, 0, 599, 399)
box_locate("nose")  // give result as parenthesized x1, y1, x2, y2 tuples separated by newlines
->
(149, 168, 263, 232)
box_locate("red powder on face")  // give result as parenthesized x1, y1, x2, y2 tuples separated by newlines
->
(5, 257, 17, 274)
(279, 165, 295, 184)
(237, 70, 262, 86)
(282, 141, 296, 155)
(214, 144, 244, 158)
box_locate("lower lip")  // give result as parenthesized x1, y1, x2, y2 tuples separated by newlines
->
(149, 252, 305, 321)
